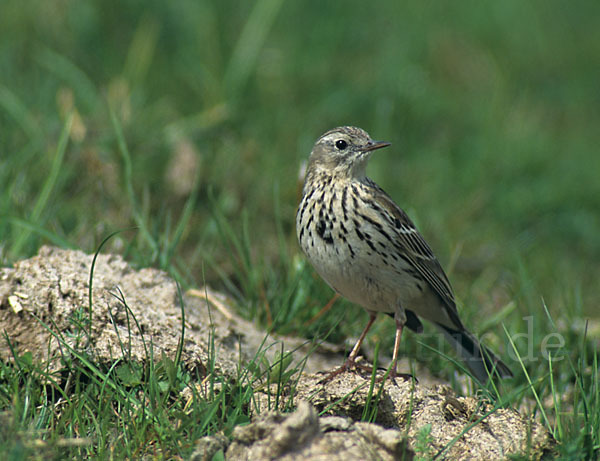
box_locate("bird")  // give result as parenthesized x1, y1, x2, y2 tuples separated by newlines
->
(296, 126, 513, 383)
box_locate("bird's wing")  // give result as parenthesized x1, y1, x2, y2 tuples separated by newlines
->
(368, 181, 464, 329)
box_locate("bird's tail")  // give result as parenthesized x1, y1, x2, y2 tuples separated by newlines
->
(436, 324, 513, 383)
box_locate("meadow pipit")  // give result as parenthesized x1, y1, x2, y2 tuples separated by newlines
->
(296, 126, 513, 383)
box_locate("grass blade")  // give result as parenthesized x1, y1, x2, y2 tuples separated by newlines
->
(10, 112, 73, 256)
(224, 0, 284, 98)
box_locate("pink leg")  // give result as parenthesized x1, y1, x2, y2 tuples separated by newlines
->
(319, 313, 377, 383)
(347, 313, 377, 363)
(390, 319, 404, 377)
(387, 319, 413, 382)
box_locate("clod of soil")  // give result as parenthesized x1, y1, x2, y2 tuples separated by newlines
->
(0, 246, 554, 460)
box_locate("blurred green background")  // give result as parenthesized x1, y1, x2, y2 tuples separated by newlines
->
(3, 2, 600, 456)
(1, 0, 599, 330)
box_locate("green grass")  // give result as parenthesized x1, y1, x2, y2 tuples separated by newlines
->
(1, 0, 599, 458)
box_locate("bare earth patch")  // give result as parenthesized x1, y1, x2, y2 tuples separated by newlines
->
(0, 246, 553, 460)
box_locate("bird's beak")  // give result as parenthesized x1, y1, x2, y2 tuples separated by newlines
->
(363, 140, 391, 152)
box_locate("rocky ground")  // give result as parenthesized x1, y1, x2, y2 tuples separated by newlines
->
(0, 246, 554, 460)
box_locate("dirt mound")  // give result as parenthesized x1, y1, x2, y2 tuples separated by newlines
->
(0, 247, 553, 460)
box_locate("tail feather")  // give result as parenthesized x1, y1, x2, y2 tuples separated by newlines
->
(436, 324, 513, 383)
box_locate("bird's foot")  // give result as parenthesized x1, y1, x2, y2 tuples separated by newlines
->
(317, 357, 415, 385)
(317, 357, 369, 384)
(379, 368, 415, 385)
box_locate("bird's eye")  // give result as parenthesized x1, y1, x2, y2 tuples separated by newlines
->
(335, 140, 348, 150)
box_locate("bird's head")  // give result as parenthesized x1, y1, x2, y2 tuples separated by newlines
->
(307, 126, 390, 180)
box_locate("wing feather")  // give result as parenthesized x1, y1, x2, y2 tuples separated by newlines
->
(366, 180, 464, 329)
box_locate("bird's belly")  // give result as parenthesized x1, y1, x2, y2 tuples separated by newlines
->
(297, 181, 430, 315)
(303, 240, 422, 314)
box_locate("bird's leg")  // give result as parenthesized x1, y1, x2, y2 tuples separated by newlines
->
(347, 313, 377, 366)
(390, 319, 404, 377)
(319, 313, 377, 383)
(387, 305, 413, 382)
